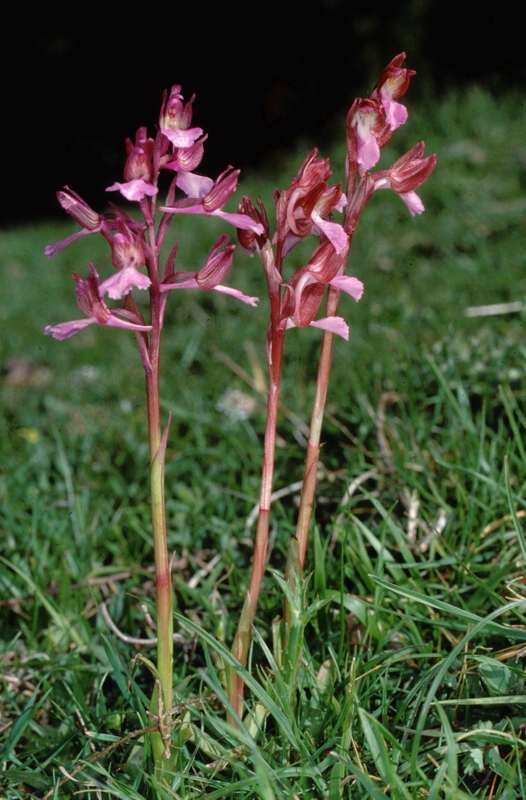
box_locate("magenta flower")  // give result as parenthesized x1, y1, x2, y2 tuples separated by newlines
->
(161, 137, 206, 174)
(275, 149, 347, 255)
(160, 235, 259, 306)
(280, 241, 364, 340)
(160, 167, 264, 234)
(44, 188, 106, 258)
(346, 54, 416, 179)
(372, 52, 416, 130)
(373, 142, 437, 215)
(45, 188, 145, 259)
(236, 196, 270, 256)
(159, 85, 203, 148)
(347, 97, 391, 172)
(44, 264, 152, 340)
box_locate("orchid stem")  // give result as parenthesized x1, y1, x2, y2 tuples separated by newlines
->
(145, 283, 174, 772)
(228, 326, 285, 722)
(295, 285, 340, 569)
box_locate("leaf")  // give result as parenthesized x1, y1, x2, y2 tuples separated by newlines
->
(462, 747, 485, 775)
(478, 660, 520, 695)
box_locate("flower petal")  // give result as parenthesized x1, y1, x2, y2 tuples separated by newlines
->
(309, 316, 350, 339)
(45, 229, 93, 259)
(329, 275, 364, 302)
(400, 191, 424, 216)
(212, 284, 259, 306)
(44, 318, 95, 340)
(311, 212, 348, 254)
(100, 267, 152, 300)
(106, 180, 158, 201)
(175, 171, 214, 198)
(161, 126, 204, 147)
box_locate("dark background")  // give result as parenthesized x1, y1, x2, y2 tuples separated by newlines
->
(2, 3, 522, 224)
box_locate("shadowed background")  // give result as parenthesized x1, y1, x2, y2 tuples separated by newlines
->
(2, 2, 522, 224)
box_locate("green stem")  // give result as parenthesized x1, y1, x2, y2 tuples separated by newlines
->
(145, 283, 174, 771)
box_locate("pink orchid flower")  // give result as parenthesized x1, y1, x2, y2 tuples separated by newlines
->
(160, 167, 264, 234)
(347, 97, 391, 172)
(373, 142, 437, 215)
(44, 188, 106, 258)
(159, 85, 204, 148)
(44, 264, 152, 340)
(372, 52, 416, 130)
(280, 241, 364, 340)
(160, 235, 258, 306)
(276, 149, 347, 255)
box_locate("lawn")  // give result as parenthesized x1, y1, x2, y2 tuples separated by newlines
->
(1, 86, 526, 798)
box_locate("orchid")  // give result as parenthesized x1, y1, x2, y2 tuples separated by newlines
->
(373, 141, 437, 215)
(346, 52, 417, 175)
(44, 59, 436, 771)
(159, 84, 203, 148)
(372, 51, 416, 129)
(106, 179, 158, 202)
(160, 166, 265, 233)
(44, 83, 261, 775)
(44, 264, 152, 340)
(161, 234, 258, 306)
(279, 241, 364, 340)
(275, 149, 347, 254)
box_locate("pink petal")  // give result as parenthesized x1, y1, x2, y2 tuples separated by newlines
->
(309, 316, 350, 339)
(100, 267, 152, 300)
(213, 284, 259, 306)
(400, 191, 424, 216)
(45, 229, 92, 259)
(381, 96, 408, 130)
(357, 131, 380, 171)
(158, 204, 264, 234)
(44, 318, 95, 339)
(161, 126, 204, 147)
(212, 209, 265, 233)
(311, 213, 348, 254)
(106, 180, 158, 202)
(176, 171, 214, 198)
(329, 275, 364, 302)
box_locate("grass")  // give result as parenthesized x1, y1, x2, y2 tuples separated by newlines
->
(1, 85, 526, 798)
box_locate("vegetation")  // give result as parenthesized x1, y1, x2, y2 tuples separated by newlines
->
(1, 86, 526, 798)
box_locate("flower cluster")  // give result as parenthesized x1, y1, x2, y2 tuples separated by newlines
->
(232, 53, 435, 350)
(45, 86, 262, 341)
(345, 53, 436, 215)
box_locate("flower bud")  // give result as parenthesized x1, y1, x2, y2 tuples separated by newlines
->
(161, 85, 194, 130)
(196, 235, 235, 289)
(202, 167, 240, 213)
(375, 52, 416, 101)
(57, 188, 101, 231)
(237, 197, 269, 254)
(123, 128, 154, 183)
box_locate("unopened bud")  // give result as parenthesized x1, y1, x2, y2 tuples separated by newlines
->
(57, 188, 100, 231)
(196, 235, 235, 289)
(202, 167, 240, 213)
